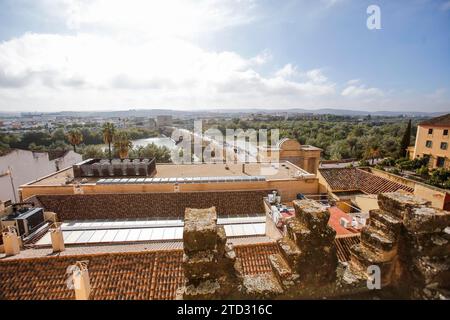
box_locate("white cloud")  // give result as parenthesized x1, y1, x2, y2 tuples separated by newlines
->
(0, 32, 335, 110)
(305, 69, 327, 83)
(275, 64, 298, 78)
(341, 83, 384, 99)
(40, 0, 257, 38)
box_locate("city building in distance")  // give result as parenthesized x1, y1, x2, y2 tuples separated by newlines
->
(408, 114, 450, 169)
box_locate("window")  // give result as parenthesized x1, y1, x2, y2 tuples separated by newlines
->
(425, 140, 432, 148)
(428, 128, 433, 135)
(437, 157, 445, 168)
(444, 129, 449, 136)
(441, 142, 448, 150)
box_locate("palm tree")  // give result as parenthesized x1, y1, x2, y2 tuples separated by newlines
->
(113, 131, 133, 160)
(66, 129, 83, 152)
(102, 122, 116, 160)
(364, 146, 381, 165)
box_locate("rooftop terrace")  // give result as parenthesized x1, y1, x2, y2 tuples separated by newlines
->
(25, 161, 314, 187)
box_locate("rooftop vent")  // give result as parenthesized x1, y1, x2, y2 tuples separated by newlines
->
(68, 261, 91, 300)
(1, 204, 44, 238)
(49, 222, 65, 253)
(73, 158, 156, 178)
(2, 226, 20, 256)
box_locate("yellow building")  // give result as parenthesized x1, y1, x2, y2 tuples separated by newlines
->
(409, 114, 450, 169)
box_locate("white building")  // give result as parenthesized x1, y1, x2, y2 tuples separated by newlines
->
(0, 149, 82, 202)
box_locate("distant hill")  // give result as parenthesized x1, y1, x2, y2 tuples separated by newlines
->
(0, 108, 446, 118)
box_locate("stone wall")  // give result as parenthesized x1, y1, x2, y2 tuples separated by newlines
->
(349, 192, 450, 299)
(177, 207, 242, 299)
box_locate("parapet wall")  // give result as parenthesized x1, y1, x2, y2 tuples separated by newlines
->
(177, 193, 450, 299)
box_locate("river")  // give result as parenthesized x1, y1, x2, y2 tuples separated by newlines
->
(132, 137, 176, 150)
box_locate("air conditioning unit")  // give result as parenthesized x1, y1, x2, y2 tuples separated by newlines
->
(339, 217, 349, 228)
(1, 207, 45, 237)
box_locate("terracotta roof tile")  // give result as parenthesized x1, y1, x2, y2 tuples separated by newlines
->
(0, 242, 280, 300)
(334, 235, 360, 262)
(29, 190, 271, 220)
(419, 113, 450, 127)
(319, 168, 414, 194)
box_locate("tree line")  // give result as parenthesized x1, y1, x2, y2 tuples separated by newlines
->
(0, 123, 171, 162)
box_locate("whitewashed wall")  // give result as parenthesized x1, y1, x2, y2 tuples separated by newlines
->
(0, 149, 82, 202)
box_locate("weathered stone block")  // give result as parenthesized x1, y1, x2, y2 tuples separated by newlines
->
(241, 273, 284, 298)
(403, 206, 450, 234)
(269, 254, 299, 288)
(183, 251, 218, 281)
(293, 199, 330, 230)
(286, 218, 335, 249)
(184, 207, 218, 253)
(297, 248, 338, 284)
(378, 193, 429, 219)
(349, 244, 395, 285)
(278, 237, 303, 267)
(403, 231, 450, 257)
(369, 209, 403, 237)
(361, 226, 397, 252)
(411, 255, 450, 287)
(183, 279, 222, 300)
(216, 225, 227, 255)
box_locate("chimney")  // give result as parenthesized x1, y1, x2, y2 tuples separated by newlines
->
(49, 222, 65, 253)
(72, 261, 91, 300)
(44, 211, 58, 223)
(2, 226, 20, 256)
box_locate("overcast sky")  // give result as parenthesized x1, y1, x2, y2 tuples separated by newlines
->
(0, 0, 449, 112)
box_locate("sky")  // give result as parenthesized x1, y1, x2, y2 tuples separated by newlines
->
(0, 0, 449, 113)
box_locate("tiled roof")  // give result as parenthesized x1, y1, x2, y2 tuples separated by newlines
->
(328, 206, 359, 236)
(234, 243, 281, 275)
(0, 242, 278, 300)
(419, 113, 450, 127)
(29, 190, 271, 221)
(0, 237, 357, 300)
(334, 235, 360, 262)
(319, 168, 414, 194)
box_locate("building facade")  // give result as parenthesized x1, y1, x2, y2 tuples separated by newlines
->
(0, 149, 82, 202)
(409, 114, 450, 169)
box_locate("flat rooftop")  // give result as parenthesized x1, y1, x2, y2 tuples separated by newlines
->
(25, 161, 314, 187)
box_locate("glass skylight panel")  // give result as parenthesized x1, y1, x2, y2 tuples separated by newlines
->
(162, 227, 176, 240)
(138, 229, 153, 241)
(88, 230, 107, 243)
(62, 231, 73, 241)
(242, 224, 256, 235)
(113, 229, 131, 242)
(66, 230, 84, 243)
(253, 223, 266, 234)
(150, 228, 164, 240)
(127, 229, 141, 241)
(231, 224, 244, 236)
(174, 227, 183, 239)
(77, 230, 95, 243)
(102, 229, 119, 242)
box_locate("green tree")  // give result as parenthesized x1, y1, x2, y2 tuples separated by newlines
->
(82, 145, 106, 160)
(66, 129, 83, 152)
(113, 131, 133, 159)
(398, 119, 411, 158)
(102, 122, 116, 160)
